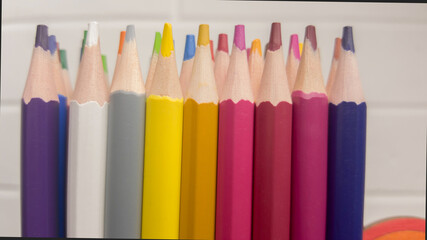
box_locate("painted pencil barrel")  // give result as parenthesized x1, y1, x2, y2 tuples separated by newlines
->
(67, 101, 108, 238)
(290, 91, 328, 240)
(216, 99, 254, 240)
(253, 101, 292, 240)
(21, 99, 59, 237)
(105, 91, 145, 238)
(57, 94, 68, 238)
(326, 102, 366, 240)
(180, 99, 218, 240)
(142, 95, 183, 239)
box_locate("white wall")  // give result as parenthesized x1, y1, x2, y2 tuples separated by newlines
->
(1, 0, 426, 237)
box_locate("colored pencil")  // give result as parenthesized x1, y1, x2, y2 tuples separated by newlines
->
(179, 24, 218, 240)
(145, 32, 161, 94)
(326, 26, 366, 240)
(299, 43, 303, 56)
(246, 47, 250, 60)
(48, 35, 68, 238)
(59, 49, 73, 101)
(286, 34, 301, 92)
(252, 22, 292, 240)
(102, 54, 109, 86)
(21, 24, 59, 238)
(105, 25, 146, 238)
(216, 24, 254, 240)
(179, 34, 196, 96)
(141, 23, 183, 239)
(326, 38, 342, 96)
(290, 25, 328, 240)
(111, 31, 126, 91)
(67, 22, 109, 238)
(214, 33, 229, 98)
(248, 38, 264, 99)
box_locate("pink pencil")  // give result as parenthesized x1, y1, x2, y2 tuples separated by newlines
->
(214, 33, 229, 98)
(253, 22, 292, 240)
(286, 34, 300, 92)
(216, 25, 254, 240)
(290, 25, 328, 240)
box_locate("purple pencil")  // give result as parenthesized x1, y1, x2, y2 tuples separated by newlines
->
(21, 25, 60, 237)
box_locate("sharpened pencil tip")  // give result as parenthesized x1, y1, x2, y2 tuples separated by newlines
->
(153, 32, 161, 55)
(334, 38, 342, 60)
(160, 23, 174, 57)
(290, 34, 300, 60)
(268, 22, 282, 51)
(48, 35, 57, 55)
(183, 34, 196, 61)
(118, 31, 126, 54)
(59, 50, 68, 70)
(125, 25, 135, 42)
(35, 25, 49, 51)
(234, 25, 246, 51)
(305, 25, 317, 51)
(251, 39, 262, 57)
(198, 24, 210, 46)
(218, 34, 228, 53)
(342, 26, 355, 53)
(86, 22, 99, 47)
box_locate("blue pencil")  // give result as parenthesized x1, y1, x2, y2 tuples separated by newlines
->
(48, 35, 68, 238)
(326, 26, 367, 240)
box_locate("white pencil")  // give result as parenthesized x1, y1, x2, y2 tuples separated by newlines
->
(67, 21, 109, 238)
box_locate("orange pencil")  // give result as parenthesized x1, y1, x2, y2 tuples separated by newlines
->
(179, 24, 218, 240)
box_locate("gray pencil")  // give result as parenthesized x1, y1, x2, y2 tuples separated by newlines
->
(104, 25, 146, 238)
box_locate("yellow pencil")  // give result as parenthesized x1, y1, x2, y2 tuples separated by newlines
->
(141, 23, 183, 239)
(179, 24, 218, 240)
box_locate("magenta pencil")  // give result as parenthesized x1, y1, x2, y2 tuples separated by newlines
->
(290, 25, 328, 240)
(214, 33, 229, 98)
(216, 25, 254, 240)
(253, 22, 292, 240)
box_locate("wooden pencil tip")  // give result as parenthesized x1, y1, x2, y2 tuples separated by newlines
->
(160, 23, 174, 57)
(35, 25, 49, 51)
(246, 48, 250, 60)
(289, 34, 300, 60)
(217, 33, 228, 53)
(183, 34, 196, 61)
(333, 38, 342, 60)
(86, 22, 99, 47)
(102, 55, 108, 73)
(59, 49, 68, 69)
(234, 25, 246, 51)
(125, 25, 136, 42)
(118, 31, 126, 54)
(48, 35, 57, 55)
(153, 32, 161, 55)
(251, 39, 262, 57)
(342, 26, 355, 53)
(198, 24, 210, 46)
(305, 25, 317, 51)
(268, 22, 282, 51)
(210, 40, 214, 61)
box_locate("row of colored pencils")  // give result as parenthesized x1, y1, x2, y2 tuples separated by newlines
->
(21, 21, 366, 240)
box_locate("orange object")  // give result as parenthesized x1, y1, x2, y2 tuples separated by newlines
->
(363, 217, 425, 240)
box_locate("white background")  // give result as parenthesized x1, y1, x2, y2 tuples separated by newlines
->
(1, 0, 426, 237)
